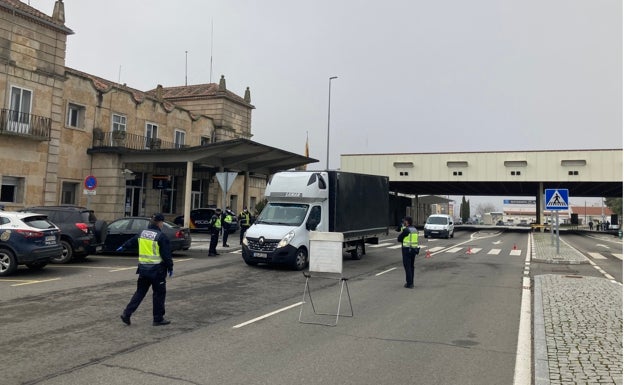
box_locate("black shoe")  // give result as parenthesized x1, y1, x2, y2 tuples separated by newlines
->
(120, 314, 131, 325)
(223, 244, 230, 247)
(153, 319, 171, 326)
(208, 253, 216, 256)
(404, 284, 414, 289)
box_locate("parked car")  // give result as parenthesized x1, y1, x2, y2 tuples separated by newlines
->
(101, 217, 191, 254)
(174, 208, 239, 233)
(0, 211, 63, 276)
(22, 206, 107, 263)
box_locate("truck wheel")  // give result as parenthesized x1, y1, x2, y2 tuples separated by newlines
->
(292, 248, 308, 271)
(0, 249, 18, 276)
(51, 240, 73, 264)
(351, 242, 364, 260)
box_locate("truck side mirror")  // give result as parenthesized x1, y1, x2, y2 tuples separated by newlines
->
(306, 219, 318, 231)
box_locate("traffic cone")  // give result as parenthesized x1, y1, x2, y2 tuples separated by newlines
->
(425, 249, 431, 259)
(466, 247, 472, 255)
(513, 243, 517, 250)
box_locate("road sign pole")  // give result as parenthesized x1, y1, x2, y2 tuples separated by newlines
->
(555, 211, 560, 255)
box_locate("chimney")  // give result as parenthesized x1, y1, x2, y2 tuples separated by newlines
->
(219, 75, 226, 91)
(156, 84, 163, 100)
(244, 87, 251, 103)
(52, 0, 65, 24)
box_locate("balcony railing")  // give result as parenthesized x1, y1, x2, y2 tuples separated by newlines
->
(92, 130, 187, 150)
(0, 109, 51, 140)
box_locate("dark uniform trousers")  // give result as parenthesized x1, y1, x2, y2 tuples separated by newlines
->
(239, 225, 249, 244)
(209, 229, 220, 254)
(402, 247, 418, 287)
(123, 266, 167, 322)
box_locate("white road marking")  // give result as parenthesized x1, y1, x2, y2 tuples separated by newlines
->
(510, 250, 522, 256)
(233, 302, 303, 329)
(513, 276, 532, 385)
(612, 253, 622, 260)
(11, 278, 61, 287)
(488, 249, 501, 255)
(376, 267, 397, 276)
(428, 246, 445, 253)
(588, 252, 607, 260)
(388, 245, 403, 249)
(446, 247, 463, 253)
(465, 248, 482, 254)
(369, 242, 393, 248)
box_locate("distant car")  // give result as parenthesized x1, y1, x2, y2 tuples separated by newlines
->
(21, 205, 106, 263)
(101, 217, 191, 254)
(174, 208, 239, 233)
(424, 214, 454, 238)
(496, 220, 505, 226)
(0, 211, 62, 276)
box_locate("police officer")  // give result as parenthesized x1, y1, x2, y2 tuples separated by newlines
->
(238, 206, 252, 245)
(222, 207, 233, 247)
(397, 216, 419, 289)
(208, 208, 222, 256)
(120, 213, 174, 326)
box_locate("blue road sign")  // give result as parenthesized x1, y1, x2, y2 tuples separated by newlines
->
(84, 175, 97, 190)
(545, 189, 569, 210)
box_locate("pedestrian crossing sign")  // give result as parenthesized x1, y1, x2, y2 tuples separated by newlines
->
(545, 189, 569, 210)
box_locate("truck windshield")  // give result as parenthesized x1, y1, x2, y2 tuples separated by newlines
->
(255, 203, 309, 226)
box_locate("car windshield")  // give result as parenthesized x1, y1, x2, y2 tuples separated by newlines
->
(255, 203, 309, 226)
(427, 216, 448, 225)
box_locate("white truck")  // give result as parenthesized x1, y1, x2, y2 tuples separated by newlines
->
(241, 171, 389, 270)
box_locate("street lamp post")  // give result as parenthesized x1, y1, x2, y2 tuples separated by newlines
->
(326, 76, 338, 170)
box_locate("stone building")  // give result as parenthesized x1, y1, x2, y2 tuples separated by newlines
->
(0, 0, 313, 222)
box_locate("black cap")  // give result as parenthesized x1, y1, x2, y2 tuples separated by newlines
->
(152, 213, 165, 222)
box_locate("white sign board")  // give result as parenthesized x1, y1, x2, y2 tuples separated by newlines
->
(309, 231, 344, 274)
(83, 189, 96, 195)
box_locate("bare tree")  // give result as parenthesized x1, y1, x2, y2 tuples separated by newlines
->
(475, 203, 497, 217)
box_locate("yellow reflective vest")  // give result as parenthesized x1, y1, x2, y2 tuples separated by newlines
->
(138, 229, 163, 264)
(402, 227, 419, 248)
(239, 212, 251, 226)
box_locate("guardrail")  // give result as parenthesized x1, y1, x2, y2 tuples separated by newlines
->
(0, 109, 51, 140)
(92, 131, 187, 150)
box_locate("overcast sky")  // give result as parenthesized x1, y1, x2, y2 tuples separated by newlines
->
(31, 0, 622, 209)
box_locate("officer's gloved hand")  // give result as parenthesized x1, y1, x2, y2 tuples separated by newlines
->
(116, 246, 123, 252)
(168, 268, 173, 278)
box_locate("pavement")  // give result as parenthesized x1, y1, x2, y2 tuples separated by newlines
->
(531, 232, 623, 385)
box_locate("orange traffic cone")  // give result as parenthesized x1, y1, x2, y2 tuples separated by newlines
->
(466, 247, 472, 254)
(425, 249, 431, 259)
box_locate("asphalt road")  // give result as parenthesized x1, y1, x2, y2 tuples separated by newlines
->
(1, 228, 619, 384)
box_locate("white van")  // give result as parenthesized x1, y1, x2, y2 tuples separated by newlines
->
(424, 214, 454, 238)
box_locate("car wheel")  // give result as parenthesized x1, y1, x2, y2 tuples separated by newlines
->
(26, 261, 48, 270)
(351, 242, 364, 260)
(292, 248, 308, 271)
(0, 248, 18, 276)
(51, 240, 74, 264)
(95, 220, 108, 243)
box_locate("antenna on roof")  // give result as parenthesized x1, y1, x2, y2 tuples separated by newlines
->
(210, 19, 214, 83)
(118, 65, 121, 84)
(185, 51, 188, 86)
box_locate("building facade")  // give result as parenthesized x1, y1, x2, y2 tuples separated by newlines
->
(0, 1, 311, 222)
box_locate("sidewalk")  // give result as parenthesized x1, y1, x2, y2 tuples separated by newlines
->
(531, 233, 623, 385)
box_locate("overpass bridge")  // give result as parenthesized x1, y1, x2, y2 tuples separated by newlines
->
(340, 149, 622, 224)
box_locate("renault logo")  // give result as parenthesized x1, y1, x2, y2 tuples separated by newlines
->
(259, 236, 265, 245)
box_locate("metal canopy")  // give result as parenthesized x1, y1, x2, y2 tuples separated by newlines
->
(91, 138, 318, 175)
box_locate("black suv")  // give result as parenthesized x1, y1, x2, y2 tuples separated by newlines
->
(22, 206, 106, 263)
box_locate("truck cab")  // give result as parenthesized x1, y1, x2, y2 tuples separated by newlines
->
(242, 172, 328, 270)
